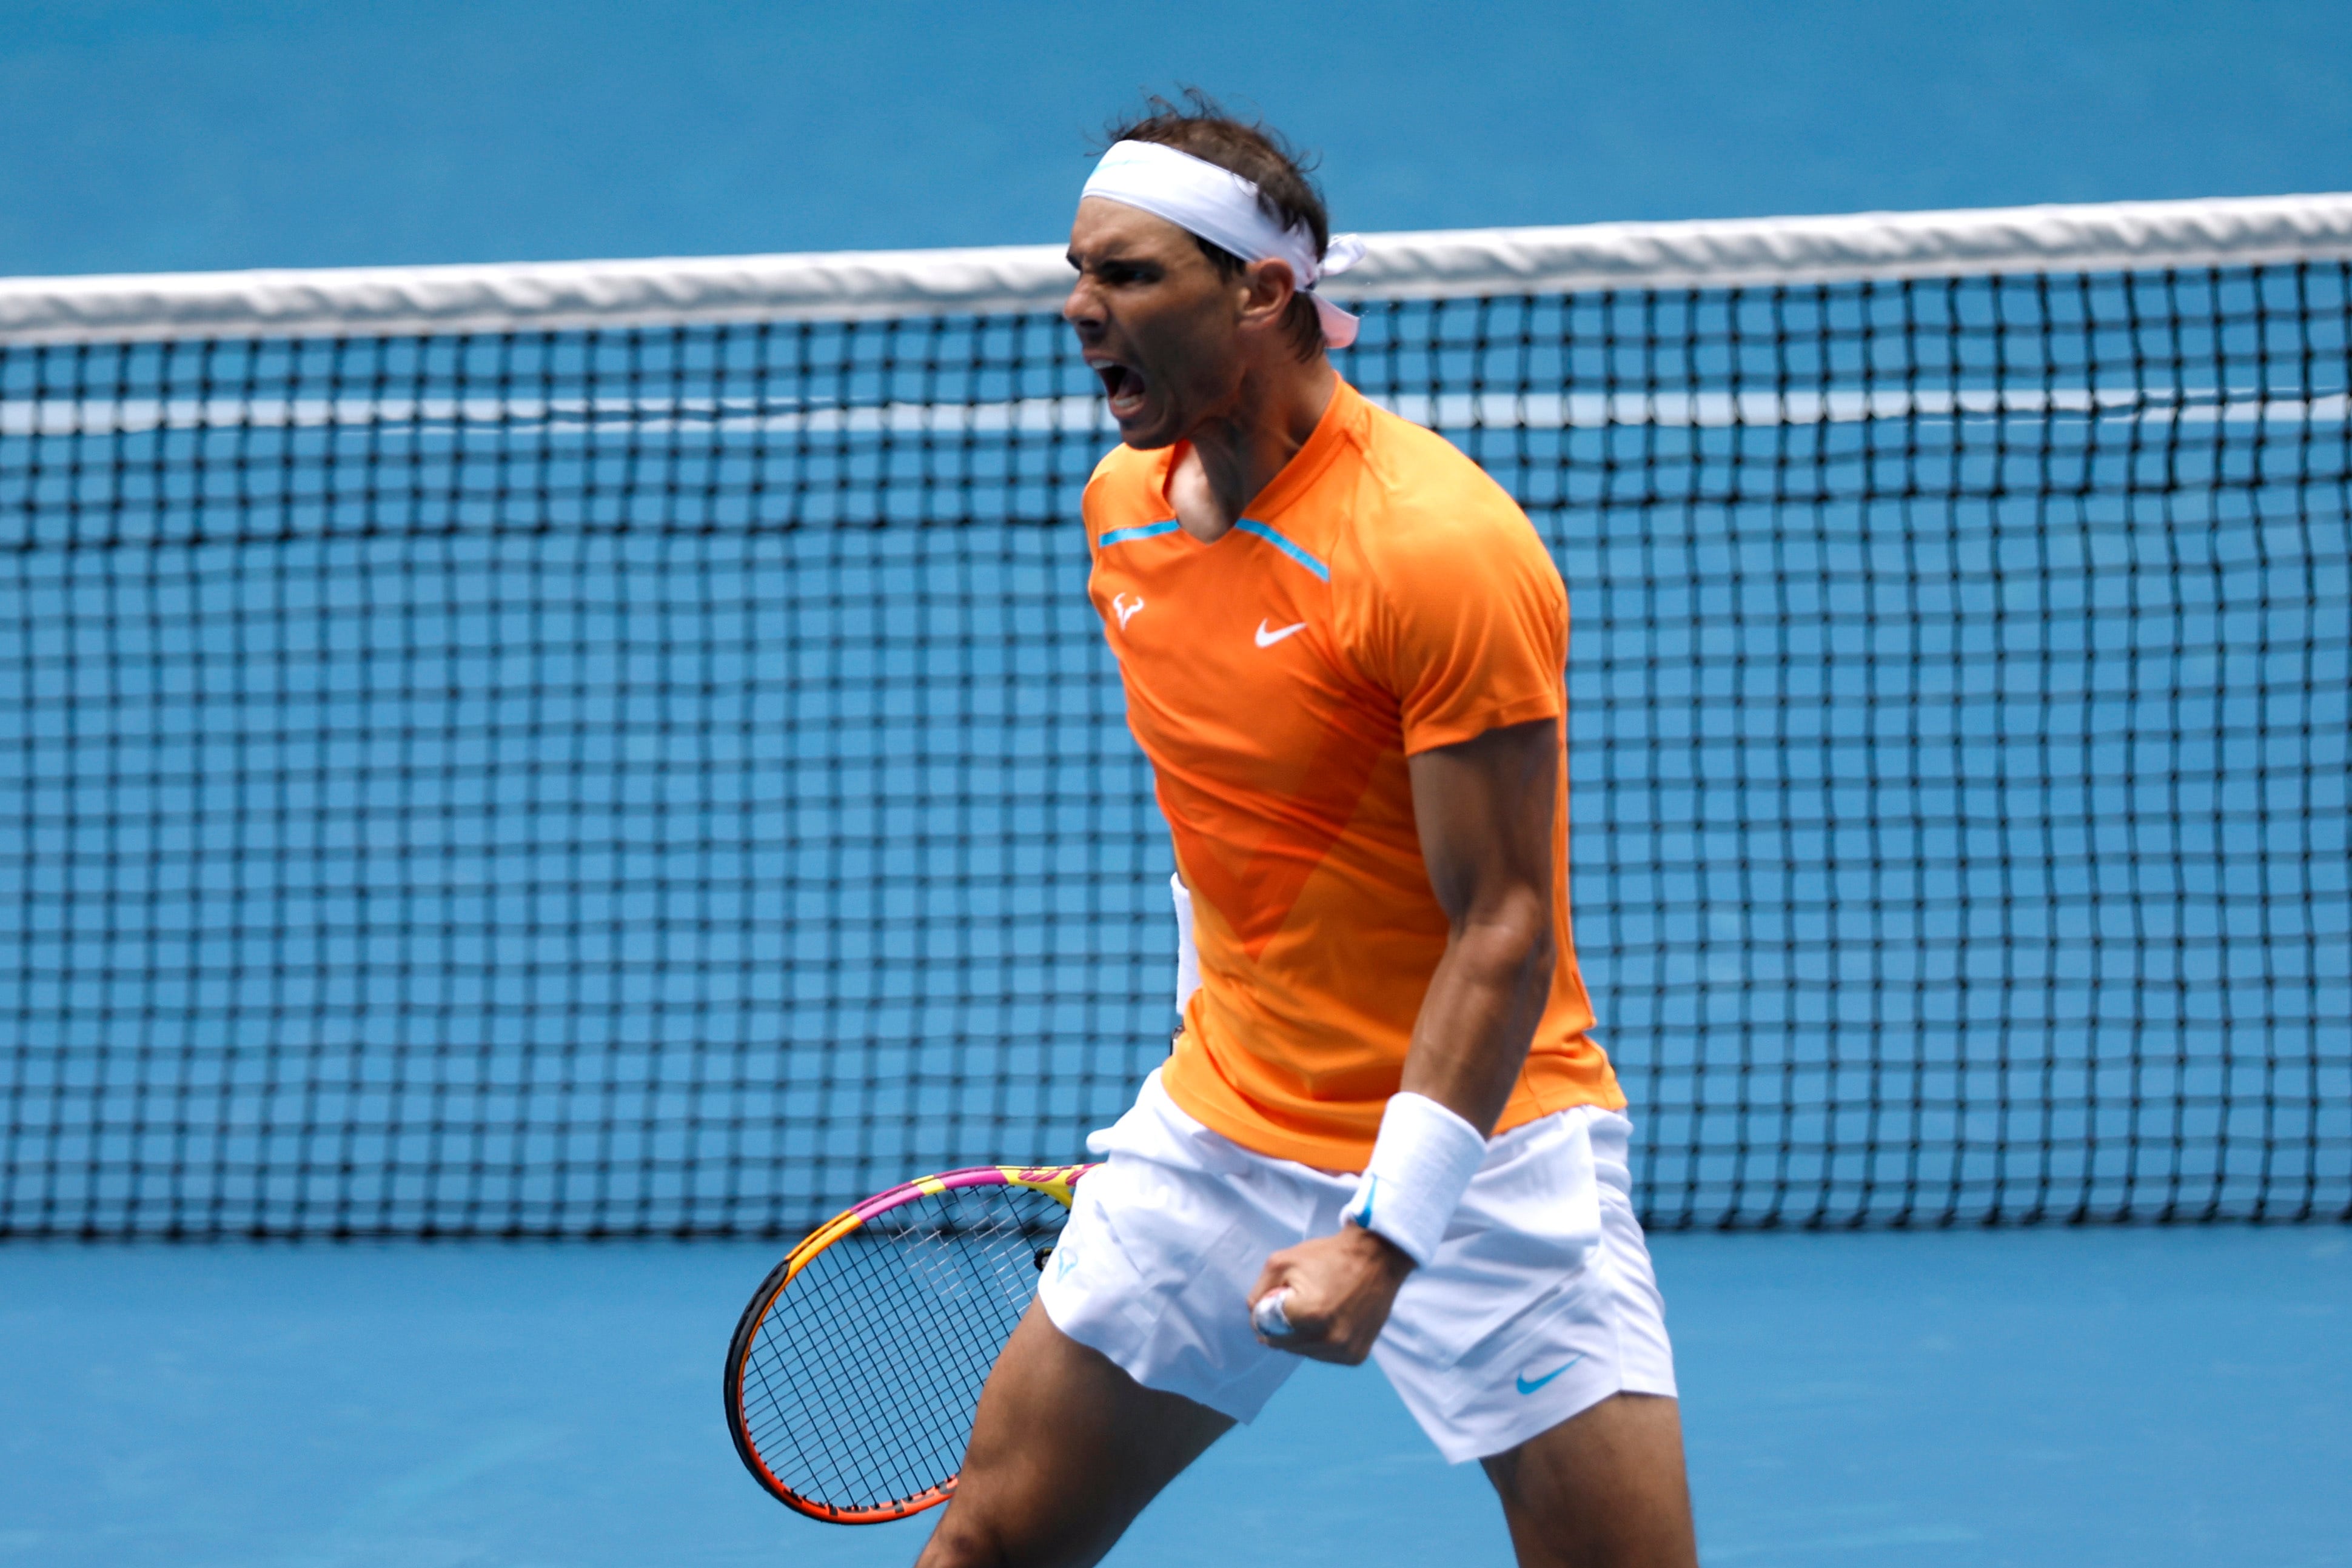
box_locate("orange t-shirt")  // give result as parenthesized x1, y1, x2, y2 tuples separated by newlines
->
(1083, 377, 1623, 1171)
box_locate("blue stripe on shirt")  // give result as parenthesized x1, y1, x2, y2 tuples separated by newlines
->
(1098, 519, 1181, 549)
(1234, 519, 1331, 581)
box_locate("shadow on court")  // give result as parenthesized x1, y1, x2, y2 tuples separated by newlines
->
(0, 1227, 2343, 1567)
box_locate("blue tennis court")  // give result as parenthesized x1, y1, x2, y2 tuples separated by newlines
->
(3, 5, 2348, 1565)
(6, 1228, 2347, 1565)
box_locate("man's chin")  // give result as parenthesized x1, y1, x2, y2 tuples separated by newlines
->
(1112, 406, 1183, 451)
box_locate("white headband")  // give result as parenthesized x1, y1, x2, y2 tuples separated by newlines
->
(1081, 139, 1368, 349)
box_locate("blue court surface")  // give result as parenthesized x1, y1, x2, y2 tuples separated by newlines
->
(4, 1226, 2344, 1567)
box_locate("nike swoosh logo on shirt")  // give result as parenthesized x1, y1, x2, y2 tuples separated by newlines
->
(1255, 619, 1308, 648)
(1515, 1354, 1586, 1395)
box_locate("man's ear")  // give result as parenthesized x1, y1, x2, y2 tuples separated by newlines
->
(1236, 258, 1298, 333)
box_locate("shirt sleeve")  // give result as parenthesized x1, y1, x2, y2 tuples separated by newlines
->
(1079, 453, 1116, 556)
(1360, 500, 1567, 756)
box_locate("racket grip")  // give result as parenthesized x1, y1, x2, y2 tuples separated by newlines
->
(1251, 1288, 1293, 1338)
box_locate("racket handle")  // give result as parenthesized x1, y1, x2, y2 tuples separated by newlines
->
(1251, 1288, 1293, 1338)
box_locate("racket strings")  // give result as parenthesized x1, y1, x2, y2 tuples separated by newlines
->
(762, 1205, 1048, 1502)
(739, 1185, 1068, 1511)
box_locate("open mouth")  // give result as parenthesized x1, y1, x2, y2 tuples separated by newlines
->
(1094, 361, 1149, 420)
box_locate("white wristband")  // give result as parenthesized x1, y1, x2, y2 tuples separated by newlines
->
(1341, 1092, 1486, 1268)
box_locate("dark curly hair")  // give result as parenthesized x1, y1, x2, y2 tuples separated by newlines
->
(1097, 90, 1334, 360)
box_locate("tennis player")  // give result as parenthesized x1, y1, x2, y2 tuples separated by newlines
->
(919, 98, 1697, 1568)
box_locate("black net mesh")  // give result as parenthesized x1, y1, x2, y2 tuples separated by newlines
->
(1, 259, 2346, 1238)
(733, 1181, 1068, 1513)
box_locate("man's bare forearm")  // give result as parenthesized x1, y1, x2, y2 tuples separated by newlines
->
(1246, 879, 1554, 1355)
(1399, 900, 1555, 1135)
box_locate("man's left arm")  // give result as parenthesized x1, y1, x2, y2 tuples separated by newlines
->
(1247, 715, 1560, 1363)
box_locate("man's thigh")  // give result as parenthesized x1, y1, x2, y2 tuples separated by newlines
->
(916, 1302, 1231, 1568)
(1479, 1392, 1698, 1568)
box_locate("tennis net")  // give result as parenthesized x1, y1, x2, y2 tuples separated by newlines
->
(2, 194, 2347, 1238)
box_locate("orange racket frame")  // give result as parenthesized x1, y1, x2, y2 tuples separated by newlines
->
(723, 1162, 1093, 1523)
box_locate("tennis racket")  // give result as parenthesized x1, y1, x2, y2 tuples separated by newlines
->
(723, 1163, 1094, 1523)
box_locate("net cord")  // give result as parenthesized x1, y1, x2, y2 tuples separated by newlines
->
(4, 191, 2350, 346)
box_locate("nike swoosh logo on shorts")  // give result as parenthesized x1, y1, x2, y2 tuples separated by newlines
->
(1254, 618, 1308, 648)
(1515, 1354, 1586, 1395)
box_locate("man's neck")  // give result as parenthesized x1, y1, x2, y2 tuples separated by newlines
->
(1168, 358, 1337, 543)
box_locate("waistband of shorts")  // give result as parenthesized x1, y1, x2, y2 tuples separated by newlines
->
(1119, 1070, 1633, 1179)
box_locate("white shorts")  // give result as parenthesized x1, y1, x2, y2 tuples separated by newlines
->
(1037, 1071, 1677, 1464)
